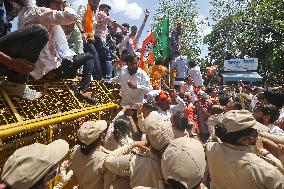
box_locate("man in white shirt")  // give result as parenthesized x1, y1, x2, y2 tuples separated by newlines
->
(171, 51, 189, 91)
(17, 0, 81, 81)
(187, 59, 204, 87)
(108, 53, 152, 108)
(156, 90, 186, 117)
(118, 23, 135, 55)
(0, 0, 49, 100)
(253, 103, 284, 136)
(264, 88, 284, 130)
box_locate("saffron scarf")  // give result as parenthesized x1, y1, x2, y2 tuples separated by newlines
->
(85, 0, 93, 38)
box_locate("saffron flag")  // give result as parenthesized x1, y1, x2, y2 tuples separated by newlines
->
(140, 32, 156, 70)
(206, 65, 218, 77)
(140, 20, 170, 70)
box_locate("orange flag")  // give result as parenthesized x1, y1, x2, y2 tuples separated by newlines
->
(139, 32, 156, 70)
(85, 1, 94, 39)
(206, 65, 218, 76)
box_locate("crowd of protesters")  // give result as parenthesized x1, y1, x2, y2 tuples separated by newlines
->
(0, 0, 284, 188)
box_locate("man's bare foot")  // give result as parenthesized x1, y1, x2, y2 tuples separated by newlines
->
(75, 89, 97, 105)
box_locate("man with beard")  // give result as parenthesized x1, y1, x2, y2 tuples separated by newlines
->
(108, 53, 152, 108)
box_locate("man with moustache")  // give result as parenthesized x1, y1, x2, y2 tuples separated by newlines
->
(108, 53, 152, 108)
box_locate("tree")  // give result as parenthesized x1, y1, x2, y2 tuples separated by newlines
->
(205, 0, 284, 84)
(152, 0, 202, 59)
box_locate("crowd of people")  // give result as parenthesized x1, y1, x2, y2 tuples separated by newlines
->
(0, 0, 150, 103)
(0, 0, 284, 188)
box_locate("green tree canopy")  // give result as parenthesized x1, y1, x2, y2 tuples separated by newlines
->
(205, 0, 284, 84)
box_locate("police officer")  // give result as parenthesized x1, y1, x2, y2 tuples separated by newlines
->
(206, 110, 284, 189)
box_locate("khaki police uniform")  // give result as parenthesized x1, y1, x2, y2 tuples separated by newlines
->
(1, 140, 69, 189)
(162, 137, 206, 189)
(172, 128, 189, 139)
(207, 113, 223, 135)
(105, 111, 174, 188)
(206, 142, 284, 189)
(105, 151, 163, 188)
(70, 120, 131, 189)
(206, 110, 284, 189)
(71, 145, 112, 189)
(260, 131, 284, 144)
(104, 133, 133, 151)
(103, 110, 133, 151)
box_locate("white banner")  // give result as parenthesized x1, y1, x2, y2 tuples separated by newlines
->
(224, 58, 258, 71)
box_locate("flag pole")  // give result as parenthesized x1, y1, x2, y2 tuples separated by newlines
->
(167, 14, 171, 89)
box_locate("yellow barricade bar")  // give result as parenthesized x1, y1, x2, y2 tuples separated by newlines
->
(0, 103, 118, 138)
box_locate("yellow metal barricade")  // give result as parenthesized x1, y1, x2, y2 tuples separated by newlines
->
(0, 79, 121, 172)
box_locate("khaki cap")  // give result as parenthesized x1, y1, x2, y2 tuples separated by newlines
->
(143, 111, 174, 150)
(1, 139, 69, 189)
(78, 120, 108, 145)
(222, 110, 268, 133)
(161, 137, 206, 189)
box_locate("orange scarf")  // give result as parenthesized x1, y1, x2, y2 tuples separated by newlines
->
(85, 1, 94, 38)
(132, 35, 137, 51)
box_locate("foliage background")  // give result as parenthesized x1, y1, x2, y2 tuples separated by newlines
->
(153, 0, 284, 85)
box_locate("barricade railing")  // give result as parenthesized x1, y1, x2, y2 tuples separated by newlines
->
(0, 79, 121, 172)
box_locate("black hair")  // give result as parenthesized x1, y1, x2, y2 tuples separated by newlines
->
(99, 4, 111, 10)
(113, 115, 131, 141)
(122, 23, 130, 28)
(167, 179, 201, 189)
(186, 76, 192, 81)
(219, 94, 230, 106)
(124, 53, 137, 64)
(121, 49, 128, 56)
(188, 59, 197, 68)
(254, 103, 280, 124)
(78, 132, 105, 155)
(215, 123, 256, 145)
(206, 87, 216, 95)
(155, 59, 163, 65)
(234, 101, 242, 110)
(143, 102, 158, 112)
(36, 0, 54, 7)
(232, 97, 242, 110)
(257, 92, 265, 100)
(167, 179, 187, 189)
(264, 88, 284, 109)
(171, 111, 193, 131)
(131, 25, 137, 30)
